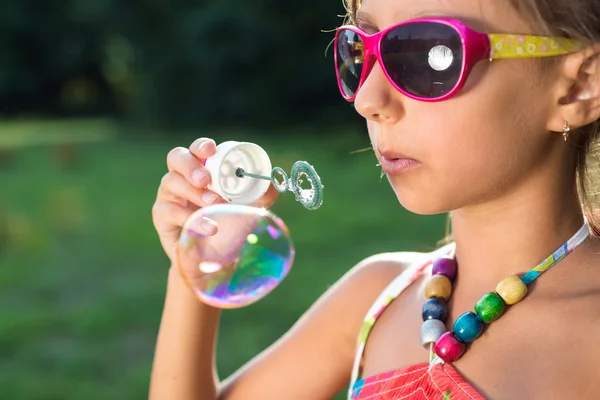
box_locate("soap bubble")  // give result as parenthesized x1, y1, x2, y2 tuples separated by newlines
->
(176, 204, 295, 308)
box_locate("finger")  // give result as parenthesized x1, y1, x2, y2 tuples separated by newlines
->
(152, 201, 195, 232)
(189, 138, 217, 161)
(159, 171, 225, 208)
(166, 147, 211, 188)
(253, 184, 280, 208)
(152, 201, 218, 237)
(182, 214, 219, 237)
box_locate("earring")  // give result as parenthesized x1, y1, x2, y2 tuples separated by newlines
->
(563, 121, 571, 141)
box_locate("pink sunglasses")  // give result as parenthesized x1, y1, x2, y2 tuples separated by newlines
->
(334, 17, 581, 102)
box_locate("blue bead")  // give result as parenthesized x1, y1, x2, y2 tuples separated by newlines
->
(421, 298, 449, 322)
(453, 312, 484, 343)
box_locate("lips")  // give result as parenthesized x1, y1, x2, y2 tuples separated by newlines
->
(378, 148, 420, 175)
(378, 148, 413, 161)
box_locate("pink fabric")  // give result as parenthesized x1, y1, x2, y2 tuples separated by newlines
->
(352, 362, 486, 400)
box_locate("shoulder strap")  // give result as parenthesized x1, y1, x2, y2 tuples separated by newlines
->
(347, 243, 455, 399)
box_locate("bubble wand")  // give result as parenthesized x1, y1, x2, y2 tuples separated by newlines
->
(235, 161, 324, 210)
(204, 141, 324, 210)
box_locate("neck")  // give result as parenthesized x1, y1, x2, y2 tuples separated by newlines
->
(449, 178, 585, 287)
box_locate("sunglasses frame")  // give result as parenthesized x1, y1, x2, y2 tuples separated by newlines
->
(334, 17, 581, 102)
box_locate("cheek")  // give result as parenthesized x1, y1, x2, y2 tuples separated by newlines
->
(367, 121, 377, 148)
(392, 62, 548, 213)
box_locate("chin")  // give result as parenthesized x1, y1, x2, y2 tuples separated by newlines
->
(388, 177, 452, 216)
(397, 197, 448, 215)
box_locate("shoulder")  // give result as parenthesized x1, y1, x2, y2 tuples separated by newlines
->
(339, 251, 430, 293)
(339, 245, 451, 294)
(270, 246, 451, 368)
(326, 249, 443, 355)
(216, 247, 450, 399)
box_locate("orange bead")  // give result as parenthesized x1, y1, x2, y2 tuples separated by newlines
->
(496, 275, 528, 305)
(426, 275, 452, 300)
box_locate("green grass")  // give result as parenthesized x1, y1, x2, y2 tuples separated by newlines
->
(0, 119, 447, 399)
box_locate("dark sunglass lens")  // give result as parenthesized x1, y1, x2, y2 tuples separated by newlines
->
(335, 30, 365, 98)
(381, 22, 463, 98)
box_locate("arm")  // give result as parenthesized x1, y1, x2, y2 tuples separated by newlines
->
(149, 137, 423, 399)
(149, 267, 221, 399)
(149, 252, 418, 400)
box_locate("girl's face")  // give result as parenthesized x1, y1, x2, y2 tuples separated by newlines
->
(356, 0, 562, 215)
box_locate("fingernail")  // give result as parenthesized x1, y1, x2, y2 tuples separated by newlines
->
(192, 169, 207, 186)
(200, 218, 217, 234)
(202, 191, 219, 204)
(198, 140, 213, 152)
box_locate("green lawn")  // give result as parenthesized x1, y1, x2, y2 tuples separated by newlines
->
(0, 119, 447, 399)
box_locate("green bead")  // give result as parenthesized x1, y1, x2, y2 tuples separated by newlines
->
(475, 292, 505, 323)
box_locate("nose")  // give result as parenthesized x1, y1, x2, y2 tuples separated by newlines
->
(354, 61, 404, 125)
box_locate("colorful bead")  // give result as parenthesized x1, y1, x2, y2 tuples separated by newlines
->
(474, 292, 506, 323)
(422, 297, 449, 322)
(434, 332, 465, 363)
(420, 319, 447, 348)
(496, 275, 528, 305)
(452, 312, 484, 343)
(425, 275, 452, 300)
(432, 256, 458, 281)
(418, 221, 590, 366)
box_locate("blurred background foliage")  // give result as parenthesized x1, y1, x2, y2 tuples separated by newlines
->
(0, 1, 446, 399)
(1, 0, 362, 129)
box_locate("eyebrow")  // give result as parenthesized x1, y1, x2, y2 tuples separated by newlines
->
(408, 10, 452, 19)
(354, 9, 485, 33)
(354, 9, 453, 28)
(354, 10, 377, 30)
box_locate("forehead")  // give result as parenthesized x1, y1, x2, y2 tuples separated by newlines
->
(356, 0, 532, 34)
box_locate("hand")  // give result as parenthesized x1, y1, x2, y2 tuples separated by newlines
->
(152, 138, 280, 268)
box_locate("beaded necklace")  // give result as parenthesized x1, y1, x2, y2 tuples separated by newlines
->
(421, 219, 590, 364)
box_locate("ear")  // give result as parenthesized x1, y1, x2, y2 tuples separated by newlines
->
(547, 45, 600, 133)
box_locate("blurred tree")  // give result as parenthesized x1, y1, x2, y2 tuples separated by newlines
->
(0, 0, 361, 131)
(0, 0, 117, 116)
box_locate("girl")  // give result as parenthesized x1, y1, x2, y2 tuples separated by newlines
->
(149, 0, 600, 398)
